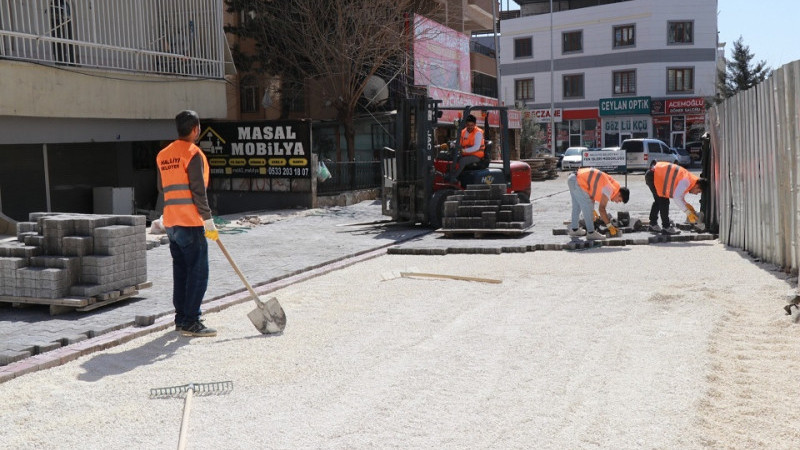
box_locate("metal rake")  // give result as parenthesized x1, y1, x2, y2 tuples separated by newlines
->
(150, 381, 233, 450)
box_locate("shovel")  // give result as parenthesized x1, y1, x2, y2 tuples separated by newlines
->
(214, 237, 286, 334)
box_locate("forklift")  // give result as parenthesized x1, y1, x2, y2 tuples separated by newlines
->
(381, 95, 532, 228)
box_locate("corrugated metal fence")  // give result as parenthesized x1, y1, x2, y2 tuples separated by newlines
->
(708, 60, 800, 272)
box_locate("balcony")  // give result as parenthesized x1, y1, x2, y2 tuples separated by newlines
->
(0, 0, 228, 78)
(0, 0, 230, 121)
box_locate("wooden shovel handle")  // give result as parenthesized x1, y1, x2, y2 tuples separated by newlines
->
(215, 238, 260, 304)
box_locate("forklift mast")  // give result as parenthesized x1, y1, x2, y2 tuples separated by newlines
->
(381, 96, 441, 224)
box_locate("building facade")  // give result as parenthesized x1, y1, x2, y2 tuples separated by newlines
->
(500, 0, 718, 151)
(0, 0, 230, 221)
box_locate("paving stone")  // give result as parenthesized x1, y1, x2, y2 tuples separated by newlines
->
(0, 350, 32, 365)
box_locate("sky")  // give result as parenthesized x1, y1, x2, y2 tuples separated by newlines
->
(717, 0, 798, 70)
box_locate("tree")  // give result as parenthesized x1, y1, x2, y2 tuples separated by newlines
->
(519, 109, 546, 159)
(717, 36, 772, 101)
(225, 0, 440, 161)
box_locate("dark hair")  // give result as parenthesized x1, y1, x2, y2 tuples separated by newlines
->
(695, 177, 708, 191)
(619, 187, 630, 204)
(465, 114, 477, 124)
(175, 110, 200, 137)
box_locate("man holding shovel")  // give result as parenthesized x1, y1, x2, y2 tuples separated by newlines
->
(157, 110, 218, 337)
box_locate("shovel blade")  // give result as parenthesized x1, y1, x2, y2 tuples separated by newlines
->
(248, 296, 287, 334)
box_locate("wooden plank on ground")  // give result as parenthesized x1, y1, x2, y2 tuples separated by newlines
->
(76, 289, 139, 312)
(399, 272, 502, 284)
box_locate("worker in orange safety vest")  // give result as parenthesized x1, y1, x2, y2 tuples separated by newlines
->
(448, 114, 486, 181)
(567, 167, 630, 240)
(156, 110, 218, 338)
(645, 161, 706, 235)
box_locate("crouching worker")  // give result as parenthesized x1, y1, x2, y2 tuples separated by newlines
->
(645, 161, 706, 235)
(568, 167, 630, 240)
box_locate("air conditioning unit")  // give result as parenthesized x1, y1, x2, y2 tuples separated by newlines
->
(515, 100, 525, 109)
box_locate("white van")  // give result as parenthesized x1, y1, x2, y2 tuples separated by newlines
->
(620, 138, 674, 170)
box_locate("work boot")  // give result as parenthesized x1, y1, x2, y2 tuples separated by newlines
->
(647, 224, 662, 233)
(586, 230, 606, 240)
(568, 227, 587, 237)
(180, 321, 217, 337)
(662, 226, 681, 235)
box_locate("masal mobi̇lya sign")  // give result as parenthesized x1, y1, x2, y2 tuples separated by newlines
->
(197, 120, 311, 178)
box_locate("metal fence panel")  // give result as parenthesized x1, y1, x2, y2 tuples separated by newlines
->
(710, 60, 800, 272)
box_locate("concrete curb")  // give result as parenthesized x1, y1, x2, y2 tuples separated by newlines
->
(387, 233, 718, 255)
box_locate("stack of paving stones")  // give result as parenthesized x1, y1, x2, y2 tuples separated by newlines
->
(0, 212, 147, 301)
(522, 157, 559, 181)
(442, 184, 533, 231)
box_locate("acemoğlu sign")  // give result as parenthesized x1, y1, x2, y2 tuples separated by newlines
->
(197, 120, 311, 179)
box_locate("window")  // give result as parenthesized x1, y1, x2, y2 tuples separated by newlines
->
(613, 24, 635, 48)
(668, 21, 693, 44)
(562, 31, 582, 53)
(514, 37, 532, 58)
(563, 74, 584, 98)
(667, 68, 694, 93)
(240, 84, 259, 113)
(515, 78, 534, 101)
(613, 70, 636, 95)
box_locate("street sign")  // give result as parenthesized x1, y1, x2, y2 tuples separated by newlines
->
(581, 150, 627, 173)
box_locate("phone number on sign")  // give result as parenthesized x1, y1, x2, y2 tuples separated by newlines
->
(268, 167, 310, 176)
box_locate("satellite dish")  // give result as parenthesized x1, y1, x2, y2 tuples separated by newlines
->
(362, 75, 389, 106)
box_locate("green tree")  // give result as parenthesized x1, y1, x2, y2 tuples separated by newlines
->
(717, 36, 772, 101)
(520, 109, 546, 159)
(224, 0, 439, 161)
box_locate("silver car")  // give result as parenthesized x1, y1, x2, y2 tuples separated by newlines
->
(669, 147, 692, 167)
(560, 147, 588, 170)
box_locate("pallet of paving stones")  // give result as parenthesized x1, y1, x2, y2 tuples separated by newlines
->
(0, 281, 152, 314)
(438, 184, 533, 238)
(0, 212, 149, 314)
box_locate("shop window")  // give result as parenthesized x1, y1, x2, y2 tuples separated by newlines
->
(563, 74, 584, 99)
(667, 68, 694, 93)
(613, 24, 635, 48)
(613, 70, 636, 95)
(514, 37, 533, 59)
(515, 78, 534, 101)
(562, 31, 582, 53)
(668, 21, 693, 44)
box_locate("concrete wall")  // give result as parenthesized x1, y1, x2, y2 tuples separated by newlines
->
(0, 60, 227, 121)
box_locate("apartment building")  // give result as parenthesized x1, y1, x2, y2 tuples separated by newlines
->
(500, 0, 718, 150)
(0, 0, 230, 221)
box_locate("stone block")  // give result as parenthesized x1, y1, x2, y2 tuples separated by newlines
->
(0, 350, 32, 365)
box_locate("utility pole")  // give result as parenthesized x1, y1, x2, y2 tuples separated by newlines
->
(549, 0, 555, 156)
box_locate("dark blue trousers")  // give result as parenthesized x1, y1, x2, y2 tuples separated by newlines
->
(166, 226, 209, 327)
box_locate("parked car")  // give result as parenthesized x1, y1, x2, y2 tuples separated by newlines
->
(669, 147, 692, 167)
(685, 141, 703, 163)
(560, 146, 588, 170)
(620, 138, 674, 170)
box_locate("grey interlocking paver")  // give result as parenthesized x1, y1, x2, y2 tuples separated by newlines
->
(1, 171, 712, 368)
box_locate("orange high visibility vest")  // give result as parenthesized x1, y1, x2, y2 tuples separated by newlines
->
(460, 126, 485, 158)
(577, 167, 621, 202)
(157, 140, 209, 227)
(652, 162, 699, 198)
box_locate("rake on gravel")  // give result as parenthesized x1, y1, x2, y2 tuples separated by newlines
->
(150, 381, 233, 450)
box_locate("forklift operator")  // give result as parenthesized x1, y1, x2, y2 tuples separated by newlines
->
(449, 114, 485, 181)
